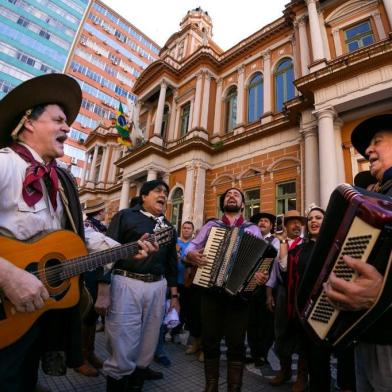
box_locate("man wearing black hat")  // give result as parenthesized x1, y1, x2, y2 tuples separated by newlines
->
(0, 74, 153, 392)
(325, 114, 392, 391)
(101, 179, 179, 392)
(185, 188, 269, 392)
(246, 212, 278, 367)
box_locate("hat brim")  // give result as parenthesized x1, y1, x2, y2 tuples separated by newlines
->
(351, 114, 392, 158)
(250, 212, 276, 224)
(0, 73, 82, 148)
(284, 215, 307, 224)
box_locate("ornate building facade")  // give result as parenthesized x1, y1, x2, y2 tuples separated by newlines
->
(80, 0, 392, 231)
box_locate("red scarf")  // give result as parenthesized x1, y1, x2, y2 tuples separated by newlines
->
(221, 214, 245, 227)
(286, 236, 303, 319)
(11, 143, 59, 210)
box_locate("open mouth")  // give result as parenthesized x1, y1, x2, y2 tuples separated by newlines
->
(56, 135, 67, 144)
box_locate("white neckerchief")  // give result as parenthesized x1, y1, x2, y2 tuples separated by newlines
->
(139, 209, 169, 231)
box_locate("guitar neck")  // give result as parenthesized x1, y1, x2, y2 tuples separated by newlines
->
(60, 236, 151, 279)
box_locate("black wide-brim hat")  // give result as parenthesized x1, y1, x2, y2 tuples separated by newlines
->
(0, 73, 82, 148)
(250, 212, 276, 225)
(351, 114, 392, 158)
(353, 170, 377, 189)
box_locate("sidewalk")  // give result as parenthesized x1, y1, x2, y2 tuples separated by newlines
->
(38, 330, 324, 391)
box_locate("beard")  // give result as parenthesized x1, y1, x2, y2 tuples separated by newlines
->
(223, 204, 241, 213)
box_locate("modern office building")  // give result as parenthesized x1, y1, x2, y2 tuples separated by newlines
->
(62, 0, 160, 180)
(0, 0, 160, 181)
(0, 0, 88, 97)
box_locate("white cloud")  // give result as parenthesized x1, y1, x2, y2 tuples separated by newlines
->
(102, 0, 289, 50)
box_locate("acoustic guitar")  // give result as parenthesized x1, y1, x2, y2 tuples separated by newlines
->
(0, 228, 173, 348)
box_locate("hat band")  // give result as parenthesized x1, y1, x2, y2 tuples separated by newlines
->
(11, 109, 32, 140)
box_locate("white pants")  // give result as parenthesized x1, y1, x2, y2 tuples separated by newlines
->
(355, 342, 392, 392)
(103, 274, 167, 379)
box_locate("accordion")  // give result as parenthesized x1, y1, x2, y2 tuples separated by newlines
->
(193, 226, 277, 296)
(297, 184, 392, 350)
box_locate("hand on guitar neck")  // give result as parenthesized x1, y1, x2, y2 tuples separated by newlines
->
(0, 256, 49, 313)
(133, 233, 159, 261)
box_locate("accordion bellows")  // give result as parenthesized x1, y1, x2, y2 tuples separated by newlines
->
(193, 226, 277, 296)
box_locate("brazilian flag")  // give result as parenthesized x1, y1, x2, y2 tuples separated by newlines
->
(116, 103, 132, 146)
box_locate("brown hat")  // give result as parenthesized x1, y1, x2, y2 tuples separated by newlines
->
(284, 210, 306, 224)
(351, 114, 392, 158)
(84, 198, 106, 214)
(0, 73, 82, 148)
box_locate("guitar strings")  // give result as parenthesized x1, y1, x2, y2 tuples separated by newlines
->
(29, 231, 170, 285)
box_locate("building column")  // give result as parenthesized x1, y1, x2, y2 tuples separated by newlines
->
(108, 147, 120, 184)
(182, 162, 195, 222)
(192, 162, 207, 230)
(334, 118, 346, 184)
(174, 104, 181, 139)
(373, 11, 387, 40)
(236, 65, 245, 126)
(383, 0, 392, 30)
(297, 16, 311, 76)
(200, 71, 211, 130)
(119, 177, 130, 210)
(315, 107, 339, 208)
(213, 78, 223, 135)
(306, 0, 325, 63)
(153, 80, 167, 136)
(262, 50, 272, 116)
(98, 146, 109, 183)
(192, 72, 203, 128)
(168, 90, 178, 141)
(300, 110, 320, 207)
(332, 28, 343, 57)
(147, 168, 158, 181)
(80, 152, 90, 186)
(88, 145, 99, 182)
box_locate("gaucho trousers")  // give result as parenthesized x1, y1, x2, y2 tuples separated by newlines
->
(103, 274, 167, 379)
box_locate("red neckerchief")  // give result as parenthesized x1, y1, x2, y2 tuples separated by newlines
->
(221, 214, 245, 227)
(11, 142, 59, 210)
(288, 236, 302, 250)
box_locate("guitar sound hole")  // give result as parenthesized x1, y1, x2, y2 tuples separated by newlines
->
(44, 259, 64, 288)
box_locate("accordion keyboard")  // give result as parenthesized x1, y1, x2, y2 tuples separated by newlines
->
(193, 227, 227, 288)
(307, 216, 380, 340)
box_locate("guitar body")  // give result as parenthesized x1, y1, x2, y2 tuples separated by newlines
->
(0, 230, 88, 348)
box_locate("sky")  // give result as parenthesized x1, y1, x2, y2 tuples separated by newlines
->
(102, 0, 289, 51)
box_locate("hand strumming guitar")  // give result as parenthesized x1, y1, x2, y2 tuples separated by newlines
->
(0, 257, 49, 313)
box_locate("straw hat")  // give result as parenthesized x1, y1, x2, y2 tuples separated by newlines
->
(84, 198, 106, 214)
(0, 73, 82, 148)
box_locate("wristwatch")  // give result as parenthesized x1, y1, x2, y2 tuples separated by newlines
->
(280, 239, 287, 244)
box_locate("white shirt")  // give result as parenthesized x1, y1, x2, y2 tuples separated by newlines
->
(0, 145, 64, 241)
(0, 144, 118, 254)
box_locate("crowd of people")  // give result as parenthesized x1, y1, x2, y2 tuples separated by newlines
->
(0, 73, 391, 392)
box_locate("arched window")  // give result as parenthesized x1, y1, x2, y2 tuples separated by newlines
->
(275, 58, 294, 112)
(225, 86, 237, 132)
(160, 105, 169, 138)
(248, 73, 263, 122)
(170, 187, 183, 232)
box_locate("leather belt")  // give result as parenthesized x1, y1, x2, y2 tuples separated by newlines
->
(113, 269, 163, 283)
